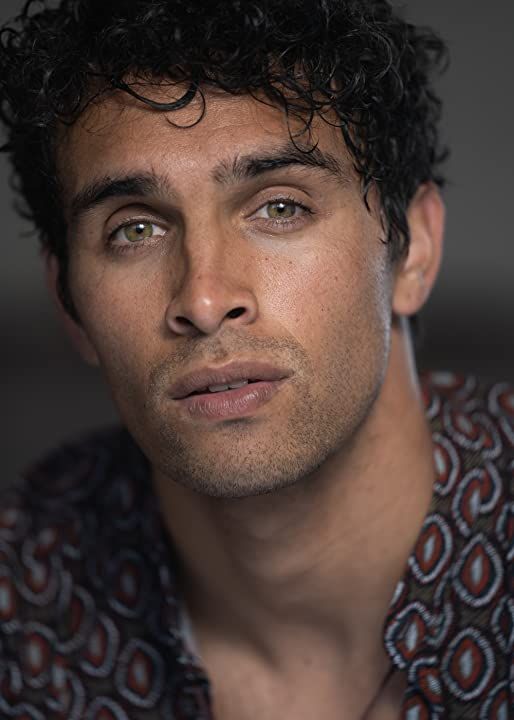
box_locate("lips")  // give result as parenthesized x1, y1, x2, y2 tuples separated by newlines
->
(169, 360, 292, 400)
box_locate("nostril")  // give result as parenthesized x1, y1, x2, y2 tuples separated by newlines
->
(226, 307, 245, 319)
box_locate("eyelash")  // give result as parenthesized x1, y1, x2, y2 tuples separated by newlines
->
(105, 195, 313, 256)
(106, 220, 165, 256)
(253, 195, 313, 228)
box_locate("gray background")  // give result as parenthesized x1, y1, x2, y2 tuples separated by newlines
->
(2, 1, 513, 482)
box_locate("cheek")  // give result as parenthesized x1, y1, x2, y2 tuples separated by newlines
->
(311, 263, 392, 416)
(270, 236, 391, 347)
(70, 257, 161, 382)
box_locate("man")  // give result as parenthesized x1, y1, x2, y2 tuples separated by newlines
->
(0, 0, 511, 718)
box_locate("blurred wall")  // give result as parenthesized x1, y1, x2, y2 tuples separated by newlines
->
(2, 0, 513, 482)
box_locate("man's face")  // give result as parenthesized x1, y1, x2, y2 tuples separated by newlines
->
(58, 86, 395, 497)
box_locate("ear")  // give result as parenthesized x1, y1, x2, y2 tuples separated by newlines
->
(392, 183, 445, 316)
(43, 250, 100, 367)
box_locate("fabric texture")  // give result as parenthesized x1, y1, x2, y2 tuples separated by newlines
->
(0, 372, 512, 719)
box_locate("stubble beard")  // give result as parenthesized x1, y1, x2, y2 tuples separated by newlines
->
(113, 310, 391, 499)
(145, 366, 383, 499)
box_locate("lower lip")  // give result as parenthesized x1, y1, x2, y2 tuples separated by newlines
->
(174, 380, 287, 420)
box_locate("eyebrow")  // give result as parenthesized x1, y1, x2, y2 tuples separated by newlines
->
(211, 141, 349, 186)
(69, 140, 349, 222)
(69, 174, 169, 222)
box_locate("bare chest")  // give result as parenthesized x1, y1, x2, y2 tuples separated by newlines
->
(208, 664, 407, 720)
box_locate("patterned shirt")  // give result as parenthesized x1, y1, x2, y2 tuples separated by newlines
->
(0, 372, 512, 719)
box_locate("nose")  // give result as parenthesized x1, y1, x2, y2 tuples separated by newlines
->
(165, 252, 258, 337)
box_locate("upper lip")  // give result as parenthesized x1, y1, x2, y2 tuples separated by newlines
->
(169, 361, 293, 399)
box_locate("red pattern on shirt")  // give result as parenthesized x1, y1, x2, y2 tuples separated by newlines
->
(0, 372, 512, 719)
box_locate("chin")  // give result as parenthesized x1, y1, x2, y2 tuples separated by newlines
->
(151, 428, 342, 500)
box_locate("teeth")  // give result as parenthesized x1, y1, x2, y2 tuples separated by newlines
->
(208, 384, 230, 393)
(207, 380, 250, 393)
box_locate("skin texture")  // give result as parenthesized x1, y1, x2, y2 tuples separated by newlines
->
(58, 89, 394, 499)
(49, 84, 446, 719)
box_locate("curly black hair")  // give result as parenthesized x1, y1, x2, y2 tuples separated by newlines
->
(0, 0, 448, 323)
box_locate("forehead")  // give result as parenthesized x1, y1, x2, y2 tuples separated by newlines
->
(57, 83, 351, 203)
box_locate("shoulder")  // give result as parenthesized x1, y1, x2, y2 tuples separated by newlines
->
(420, 371, 512, 566)
(0, 427, 191, 715)
(421, 371, 512, 545)
(0, 425, 148, 574)
(421, 370, 513, 466)
(385, 373, 513, 715)
(0, 424, 151, 619)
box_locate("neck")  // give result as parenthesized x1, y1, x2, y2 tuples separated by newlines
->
(153, 322, 435, 674)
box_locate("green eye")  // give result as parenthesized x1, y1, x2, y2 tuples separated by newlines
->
(123, 221, 155, 243)
(266, 201, 297, 219)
